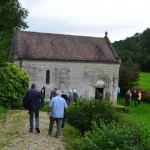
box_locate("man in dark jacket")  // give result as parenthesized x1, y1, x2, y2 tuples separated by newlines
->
(132, 89, 138, 107)
(23, 83, 42, 133)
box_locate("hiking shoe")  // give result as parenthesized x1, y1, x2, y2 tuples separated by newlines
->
(29, 128, 33, 133)
(35, 128, 40, 133)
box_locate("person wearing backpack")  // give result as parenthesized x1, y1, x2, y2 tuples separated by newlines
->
(23, 83, 42, 133)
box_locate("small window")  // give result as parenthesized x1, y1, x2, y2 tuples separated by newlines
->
(46, 70, 50, 84)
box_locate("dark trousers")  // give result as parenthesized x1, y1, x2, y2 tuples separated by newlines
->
(134, 99, 138, 107)
(29, 109, 39, 129)
(48, 117, 62, 137)
(138, 100, 141, 105)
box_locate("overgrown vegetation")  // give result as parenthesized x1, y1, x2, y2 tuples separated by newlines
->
(72, 121, 150, 150)
(0, 62, 29, 108)
(65, 95, 150, 149)
(67, 99, 121, 135)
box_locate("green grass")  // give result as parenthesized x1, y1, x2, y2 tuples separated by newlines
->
(62, 122, 80, 150)
(138, 72, 150, 90)
(0, 106, 7, 119)
(117, 97, 150, 133)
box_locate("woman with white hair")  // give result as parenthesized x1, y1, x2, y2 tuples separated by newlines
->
(68, 90, 73, 105)
(73, 89, 78, 102)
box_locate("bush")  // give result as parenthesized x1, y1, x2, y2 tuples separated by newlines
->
(40, 101, 49, 112)
(67, 99, 122, 134)
(0, 62, 29, 108)
(72, 121, 150, 150)
(141, 90, 150, 103)
(133, 86, 150, 103)
(115, 105, 130, 113)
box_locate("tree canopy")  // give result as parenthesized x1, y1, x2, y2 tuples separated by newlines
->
(113, 28, 150, 72)
(0, 0, 29, 32)
(0, 0, 29, 63)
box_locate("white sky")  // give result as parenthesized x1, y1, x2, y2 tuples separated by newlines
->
(19, 0, 150, 42)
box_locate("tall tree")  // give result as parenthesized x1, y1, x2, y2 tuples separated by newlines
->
(0, 0, 29, 63)
(139, 28, 150, 71)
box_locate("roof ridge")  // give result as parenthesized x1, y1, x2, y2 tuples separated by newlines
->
(17, 30, 103, 39)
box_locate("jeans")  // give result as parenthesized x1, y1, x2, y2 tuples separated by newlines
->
(48, 117, 62, 137)
(29, 109, 39, 129)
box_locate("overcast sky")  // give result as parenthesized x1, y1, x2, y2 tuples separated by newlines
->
(20, 0, 150, 42)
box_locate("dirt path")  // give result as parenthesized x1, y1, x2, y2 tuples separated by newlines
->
(0, 110, 65, 150)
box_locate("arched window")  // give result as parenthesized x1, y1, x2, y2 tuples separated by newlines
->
(46, 70, 50, 84)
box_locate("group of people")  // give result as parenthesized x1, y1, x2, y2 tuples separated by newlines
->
(125, 89, 142, 106)
(23, 83, 78, 138)
(49, 88, 79, 105)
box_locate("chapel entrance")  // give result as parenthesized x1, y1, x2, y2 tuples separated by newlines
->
(95, 88, 103, 100)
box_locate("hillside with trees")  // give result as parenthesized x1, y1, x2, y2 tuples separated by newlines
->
(113, 28, 150, 72)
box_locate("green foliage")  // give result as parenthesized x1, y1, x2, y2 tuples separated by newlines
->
(62, 122, 81, 150)
(114, 105, 130, 113)
(0, 32, 11, 63)
(0, 0, 29, 32)
(0, 62, 29, 108)
(141, 90, 150, 103)
(113, 28, 150, 72)
(67, 99, 121, 134)
(72, 121, 150, 150)
(0, 0, 29, 63)
(139, 28, 150, 71)
(119, 64, 140, 95)
(0, 106, 7, 119)
(40, 101, 49, 112)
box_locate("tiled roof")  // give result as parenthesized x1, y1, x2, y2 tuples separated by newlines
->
(10, 30, 120, 63)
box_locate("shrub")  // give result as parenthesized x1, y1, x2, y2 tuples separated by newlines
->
(133, 86, 150, 103)
(119, 64, 140, 95)
(0, 62, 29, 108)
(72, 121, 150, 150)
(115, 105, 130, 113)
(67, 99, 122, 134)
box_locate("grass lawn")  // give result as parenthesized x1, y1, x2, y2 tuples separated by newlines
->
(0, 106, 7, 119)
(138, 72, 150, 90)
(117, 97, 150, 133)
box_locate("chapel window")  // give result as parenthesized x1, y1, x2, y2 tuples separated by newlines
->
(46, 70, 50, 84)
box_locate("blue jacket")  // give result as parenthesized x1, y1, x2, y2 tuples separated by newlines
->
(23, 89, 42, 110)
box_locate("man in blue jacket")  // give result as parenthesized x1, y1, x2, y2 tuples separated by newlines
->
(23, 83, 42, 133)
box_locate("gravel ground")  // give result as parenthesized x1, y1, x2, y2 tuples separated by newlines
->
(0, 110, 65, 150)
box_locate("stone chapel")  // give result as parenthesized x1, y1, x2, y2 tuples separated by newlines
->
(9, 29, 121, 102)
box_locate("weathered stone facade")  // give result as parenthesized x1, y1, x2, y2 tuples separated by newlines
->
(14, 60, 120, 101)
(10, 30, 120, 102)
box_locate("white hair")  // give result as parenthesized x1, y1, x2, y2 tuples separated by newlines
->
(73, 89, 77, 93)
(56, 90, 62, 96)
(69, 90, 72, 93)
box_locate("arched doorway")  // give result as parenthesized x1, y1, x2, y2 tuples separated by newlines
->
(95, 88, 103, 99)
(92, 74, 111, 100)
